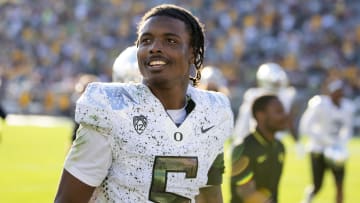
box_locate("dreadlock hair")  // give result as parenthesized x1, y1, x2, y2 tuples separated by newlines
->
(252, 95, 278, 120)
(136, 4, 205, 86)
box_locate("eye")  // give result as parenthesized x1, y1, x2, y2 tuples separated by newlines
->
(167, 38, 177, 44)
(140, 37, 152, 45)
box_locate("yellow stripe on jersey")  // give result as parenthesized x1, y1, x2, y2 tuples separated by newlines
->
(231, 156, 250, 176)
(253, 130, 267, 146)
(235, 172, 254, 186)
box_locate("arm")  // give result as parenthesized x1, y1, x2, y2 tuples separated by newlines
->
(299, 97, 334, 146)
(54, 124, 112, 203)
(288, 102, 299, 142)
(234, 180, 271, 203)
(233, 103, 252, 140)
(196, 152, 225, 203)
(196, 185, 223, 203)
(54, 169, 95, 203)
(338, 101, 355, 146)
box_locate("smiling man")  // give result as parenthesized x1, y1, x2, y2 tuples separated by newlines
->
(54, 4, 233, 203)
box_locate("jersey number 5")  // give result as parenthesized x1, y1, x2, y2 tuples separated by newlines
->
(149, 156, 198, 203)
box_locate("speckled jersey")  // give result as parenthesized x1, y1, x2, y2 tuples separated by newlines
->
(65, 82, 233, 203)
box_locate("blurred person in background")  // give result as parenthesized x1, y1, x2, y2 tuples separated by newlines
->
(198, 65, 230, 96)
(0, 78, 6, 119)
(230, 95, 288, 203)
(70, 74, 99, 142)
(0, 105, 5, 142)
(112, 45, 142, 83)
(233, 63, 302, 152)
(299, 79, 355, 203)
(55, 4, 233, 203)
(0, 106, 5, 120)
(0, 78, 6, 142)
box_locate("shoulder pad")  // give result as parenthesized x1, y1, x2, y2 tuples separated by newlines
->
(308, 95, 325, 108)
(75, 82, 113, 132)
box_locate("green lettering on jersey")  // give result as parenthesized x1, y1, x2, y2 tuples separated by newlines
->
(149, 156, 198, 203)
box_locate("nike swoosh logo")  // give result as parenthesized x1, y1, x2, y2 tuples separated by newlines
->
(201, 125, 215, 133)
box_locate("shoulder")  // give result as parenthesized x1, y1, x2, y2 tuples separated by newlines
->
(78, 82, 144, 109)
(189, 86, 231, 108)
(307, 95, 328, 108)
(237, 134, 257, 149)
(341, 98, 356, 114)
(278, 86, 296, 100)
(276, 139, 285, 151)
(75, 82, 142, 129)
(243, 87, 264, 103)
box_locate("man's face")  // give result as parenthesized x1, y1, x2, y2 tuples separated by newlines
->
(137, 16, 194, 88)
(264, 99, 288, 132)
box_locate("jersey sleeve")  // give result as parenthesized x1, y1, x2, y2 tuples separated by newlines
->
(64, 83, 113, 187)
(205, 92, 234, 186)
(206, 153, 225, 185)
(230, 143, 254, 187)
(64, 124, 112, 187)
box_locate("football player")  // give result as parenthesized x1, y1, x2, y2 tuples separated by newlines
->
(198, 65, 230, 96)
(54, 4, 233, 203)
(233, 63, 300, 147)
(299, 79, 355, 203)
(112, 45, 142, 83)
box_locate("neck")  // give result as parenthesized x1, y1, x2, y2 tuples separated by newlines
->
(146, 82, 188, 109)
(331, 96, 341, 107)
(256, 126, 276, 141)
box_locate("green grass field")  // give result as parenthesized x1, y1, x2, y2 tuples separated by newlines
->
(0, 116, 359, 203)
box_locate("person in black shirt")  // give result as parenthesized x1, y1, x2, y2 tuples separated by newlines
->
(230, 95, 288, 203)
(0, 106, 6, 120)
(0, 104, 6, 143)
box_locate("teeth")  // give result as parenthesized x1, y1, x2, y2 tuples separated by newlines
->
(149, 60, 166, 66)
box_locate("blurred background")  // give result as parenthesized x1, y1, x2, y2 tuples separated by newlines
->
(0, 0, 360, 202)
(1, 0, 359, 123)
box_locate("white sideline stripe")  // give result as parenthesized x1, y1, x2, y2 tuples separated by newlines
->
(4, 114, 74, 127)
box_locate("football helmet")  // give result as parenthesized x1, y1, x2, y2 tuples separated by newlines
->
(75, 74, 99, 94)
(112, 46, 142, 83)
(256, 63, 288, 92)
(199, 66, 229, 95)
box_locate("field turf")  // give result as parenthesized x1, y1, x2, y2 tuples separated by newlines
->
(0, 115, 359, 203)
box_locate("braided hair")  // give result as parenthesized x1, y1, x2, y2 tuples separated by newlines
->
(136, 4, 205, 86)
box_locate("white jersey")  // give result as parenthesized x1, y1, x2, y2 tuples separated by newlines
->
(233, 86, 296, 142)
(299, 95, 355, 153)
(64, 82, 233, 203)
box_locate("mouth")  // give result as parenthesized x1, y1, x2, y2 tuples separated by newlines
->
(146, 58, 168, 71)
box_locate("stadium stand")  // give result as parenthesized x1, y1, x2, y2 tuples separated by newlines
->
(0, 0, 359, 133)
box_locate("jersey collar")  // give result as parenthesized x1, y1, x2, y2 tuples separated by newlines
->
(253, 130, 269, 146)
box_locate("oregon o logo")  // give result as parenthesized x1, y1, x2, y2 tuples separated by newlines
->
(174, 132, 183, 141)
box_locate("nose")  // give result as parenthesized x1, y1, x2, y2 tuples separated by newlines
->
(149, 39, 163, 53)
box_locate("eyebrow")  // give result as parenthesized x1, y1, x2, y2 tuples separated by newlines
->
(140, 32, 182, 39)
